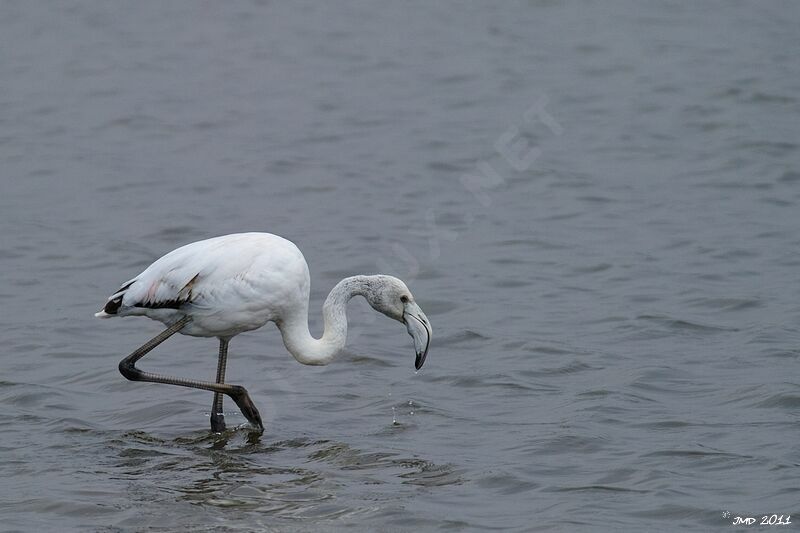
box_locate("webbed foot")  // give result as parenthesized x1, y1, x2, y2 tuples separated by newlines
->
(230, 386, 264, 432)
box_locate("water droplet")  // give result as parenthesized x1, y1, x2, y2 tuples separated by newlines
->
(391, 406, 397, 425)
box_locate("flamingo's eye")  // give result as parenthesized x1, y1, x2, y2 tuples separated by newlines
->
(400, 295, 409, 303)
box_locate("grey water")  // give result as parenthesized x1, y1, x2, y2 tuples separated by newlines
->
(1, 1, 799, 531)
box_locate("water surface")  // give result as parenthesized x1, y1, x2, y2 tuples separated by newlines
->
(1, 1, 799, 531)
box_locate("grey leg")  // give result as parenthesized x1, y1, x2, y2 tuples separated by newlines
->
(210, 338, 229, 432)
(118, 317, 263, 431)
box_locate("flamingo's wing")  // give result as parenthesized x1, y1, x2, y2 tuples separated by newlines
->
(96, 232, 306, 319)
(99, 266, 201, 315)
(97, 239, 221, 315)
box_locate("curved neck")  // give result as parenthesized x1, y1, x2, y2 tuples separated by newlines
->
(278, 276, 370, 366)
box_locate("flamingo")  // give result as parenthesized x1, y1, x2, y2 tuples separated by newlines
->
(95, 232, 431, 433)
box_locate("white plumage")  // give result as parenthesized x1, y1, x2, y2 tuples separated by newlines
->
(96, 232, 431, 432)
(97, 233, 311, 338)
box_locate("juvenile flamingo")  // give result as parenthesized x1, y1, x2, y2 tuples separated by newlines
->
(95, 232, 431, 432)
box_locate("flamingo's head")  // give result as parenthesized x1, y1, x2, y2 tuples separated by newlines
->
(363, 275, 432, 370)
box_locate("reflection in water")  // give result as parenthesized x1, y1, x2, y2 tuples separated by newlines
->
(107, 429, 463, 524)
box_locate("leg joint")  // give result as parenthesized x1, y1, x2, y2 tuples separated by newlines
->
(228, 384, 246, 398)
(118, 359, 141, 381)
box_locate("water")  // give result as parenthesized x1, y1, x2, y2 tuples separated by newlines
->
(1, 1, 799, 531)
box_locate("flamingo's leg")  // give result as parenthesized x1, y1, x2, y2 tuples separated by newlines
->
(117, 317, 263, 432)
(210, 338, 229, 432)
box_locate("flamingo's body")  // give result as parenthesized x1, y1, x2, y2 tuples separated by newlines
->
(96, 232, 431, 433)
(97, 233, 311, 338)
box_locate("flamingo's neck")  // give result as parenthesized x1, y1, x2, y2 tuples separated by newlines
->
(277, 276, 369, 366)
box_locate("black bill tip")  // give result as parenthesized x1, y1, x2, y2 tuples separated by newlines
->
(414, 337, 429, 370)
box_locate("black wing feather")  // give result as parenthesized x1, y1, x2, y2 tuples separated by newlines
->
(131, 273, 200, 311)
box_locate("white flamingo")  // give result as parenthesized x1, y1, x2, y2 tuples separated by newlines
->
(95, 232, 431, 432)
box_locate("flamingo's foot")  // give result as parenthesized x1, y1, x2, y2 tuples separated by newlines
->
(210, 411, 226, 433)
(230, 386, 264, 432)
